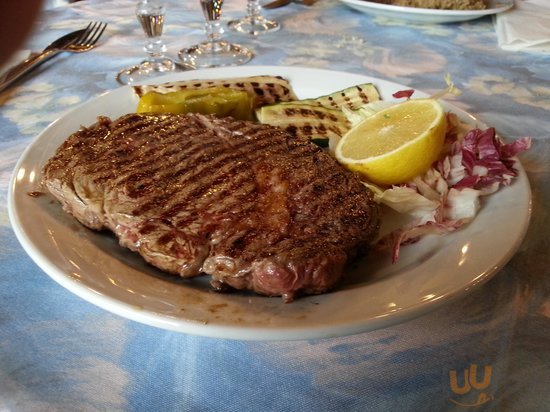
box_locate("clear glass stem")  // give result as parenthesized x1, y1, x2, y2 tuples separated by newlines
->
(144, 38, 168, 65)
(204, 21, 224, 47)
(246, 0, 263, 21)
(228, 0, 279, 35)
(201, 0, 226, 48)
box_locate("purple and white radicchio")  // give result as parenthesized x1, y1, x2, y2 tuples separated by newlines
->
(373, 116, 532, 262)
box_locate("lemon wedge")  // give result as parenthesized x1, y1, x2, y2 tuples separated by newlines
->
(335, 98, 447, 186)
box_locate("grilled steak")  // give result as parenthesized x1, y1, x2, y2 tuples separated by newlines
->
(42, 113, 380, 302)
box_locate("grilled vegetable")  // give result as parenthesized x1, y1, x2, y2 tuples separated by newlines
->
(256, 83, 380, 142)
(133, 75, 298, 108)
(256, 103, 351, 142)
(136, 88, 255, 120)
(298, 83, 380, 111)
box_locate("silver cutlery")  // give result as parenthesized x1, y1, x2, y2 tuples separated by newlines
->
(0, 21, 107, 93)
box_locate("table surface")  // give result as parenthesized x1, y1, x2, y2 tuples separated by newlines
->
(1, 0, 548, 410)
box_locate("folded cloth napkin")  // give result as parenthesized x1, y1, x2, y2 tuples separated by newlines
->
(494, 0, 550, 53)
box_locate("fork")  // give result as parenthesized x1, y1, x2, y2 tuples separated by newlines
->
(0, 21, 107, 93)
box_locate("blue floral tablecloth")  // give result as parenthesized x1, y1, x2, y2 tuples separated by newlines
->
(0, 0, 548, 410)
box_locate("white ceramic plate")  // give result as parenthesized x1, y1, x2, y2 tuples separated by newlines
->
(339, 0, 513, 24)
(8, 66, 531, 341)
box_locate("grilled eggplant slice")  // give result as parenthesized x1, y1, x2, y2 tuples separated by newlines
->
(133, 76, 298, 108)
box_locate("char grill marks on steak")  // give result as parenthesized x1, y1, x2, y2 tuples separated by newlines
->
(42, 112, 380, 302)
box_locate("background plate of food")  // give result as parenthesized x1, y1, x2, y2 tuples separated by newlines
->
(339, 0, 514, 24)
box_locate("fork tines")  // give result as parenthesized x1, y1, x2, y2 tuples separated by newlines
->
(75, 21, 108, 47)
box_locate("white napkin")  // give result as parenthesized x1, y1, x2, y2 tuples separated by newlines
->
(494, 0, 550, 53)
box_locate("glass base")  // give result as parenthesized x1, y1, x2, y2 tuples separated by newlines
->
(178, 41, 253, 69)
(116, 58, 177, 85)
(228, 16, 280, 36)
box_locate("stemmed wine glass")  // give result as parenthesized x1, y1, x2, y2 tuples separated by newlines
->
(117, 0, 177, 85)
(228, 0, 279, 35)
(178, 0, 253, 69)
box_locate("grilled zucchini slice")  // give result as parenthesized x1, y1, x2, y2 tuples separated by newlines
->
(298, 83, 380, 111)
(256, 83, 380, 142)
(256, 103, 351, 142)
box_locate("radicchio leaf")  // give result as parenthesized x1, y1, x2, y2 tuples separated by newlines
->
(374, 124, 531, 262)
(392, 89, 415, 99)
